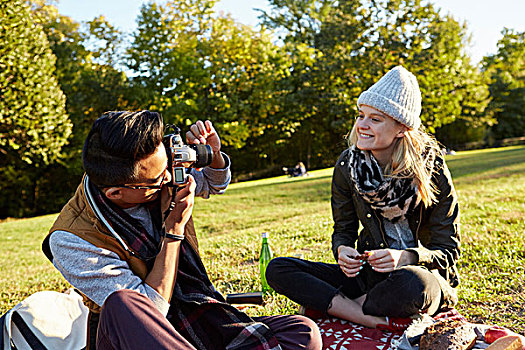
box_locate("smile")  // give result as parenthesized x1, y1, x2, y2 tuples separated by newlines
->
(359, 133, 373, 139)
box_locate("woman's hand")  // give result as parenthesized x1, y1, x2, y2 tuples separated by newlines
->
(367, 249, 417, 273)
(337, 245, 365, 277)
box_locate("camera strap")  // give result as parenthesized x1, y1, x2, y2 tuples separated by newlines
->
(163, 186, 180, 222)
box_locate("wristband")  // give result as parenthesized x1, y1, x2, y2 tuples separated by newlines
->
(165, 232, 185, 241)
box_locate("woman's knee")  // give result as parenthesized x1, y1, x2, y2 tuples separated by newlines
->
(363, 266, 441, 317)
(266, 257, 296, 283)
(395, 266, 442, 301)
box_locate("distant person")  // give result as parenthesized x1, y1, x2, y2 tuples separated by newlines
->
(283, 162, 308, 177)
(267, 66, 460, 332)
(294, 162, 307, 177)
(42, 111, 321, 350)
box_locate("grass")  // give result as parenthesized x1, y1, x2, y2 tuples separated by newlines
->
(1, 145, 524, 334)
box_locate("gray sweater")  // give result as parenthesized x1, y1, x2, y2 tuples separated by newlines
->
(49, 156, 231, 316)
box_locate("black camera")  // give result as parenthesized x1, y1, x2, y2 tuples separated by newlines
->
(163, 125, 213, 186)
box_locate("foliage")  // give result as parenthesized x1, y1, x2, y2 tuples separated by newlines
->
(257, 0, 492, 170)
(2, 0, 522, 218)
(483, 29, 525, 140)
(406, 11, 491, 132)
(0, 0, 72, 217)
(126, 0, 215, 119)
(29, 2, 131, 215)
(2, 146, 524, 333)
(127, 0, 293, 170)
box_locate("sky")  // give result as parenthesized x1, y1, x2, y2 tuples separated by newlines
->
(56, 0, 525, 64)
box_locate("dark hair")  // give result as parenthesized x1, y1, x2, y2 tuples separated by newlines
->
(82, 110, 164, 186)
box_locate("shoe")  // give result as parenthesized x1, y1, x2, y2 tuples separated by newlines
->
(376, 316, 413, 333)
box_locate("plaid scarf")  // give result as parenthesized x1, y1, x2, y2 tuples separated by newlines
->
(89, 180, 280, 350)
(169, 241, 280, 350)
(89, 180, 163, 261)
(348, 146, 420, 223)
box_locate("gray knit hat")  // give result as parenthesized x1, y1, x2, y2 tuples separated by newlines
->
(357, 66, 421, 130)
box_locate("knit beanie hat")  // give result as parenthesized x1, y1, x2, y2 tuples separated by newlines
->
(357, 66, 422, 130)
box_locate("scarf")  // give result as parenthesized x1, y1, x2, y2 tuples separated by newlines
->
(169, 241, 280, 350)
(348, 146, 420, 223)
(89, 180, 162, 261)
(89, 180, 280, 350)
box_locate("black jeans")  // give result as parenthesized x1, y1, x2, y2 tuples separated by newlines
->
(266, 257, 443, 318)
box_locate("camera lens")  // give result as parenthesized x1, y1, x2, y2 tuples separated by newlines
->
(191, 144, 213, 168)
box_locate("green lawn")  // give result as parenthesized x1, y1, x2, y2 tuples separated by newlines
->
(1, 145, 524, 333)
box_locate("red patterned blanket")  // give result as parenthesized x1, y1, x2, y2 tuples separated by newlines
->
(313, 309, 465, 350)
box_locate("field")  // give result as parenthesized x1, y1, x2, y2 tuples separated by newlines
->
(1, 145, 524, 333)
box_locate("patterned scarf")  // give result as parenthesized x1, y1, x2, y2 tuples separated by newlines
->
(89, 180, 162, 261)
(169, 241, 280, 350)
(348, 146, 420, 223)
(89, 180, 280, 350)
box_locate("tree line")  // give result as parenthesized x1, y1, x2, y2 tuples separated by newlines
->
(0, 0, 524, 218)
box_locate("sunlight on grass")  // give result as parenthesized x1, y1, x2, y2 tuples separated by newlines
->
(1, 146, 524, 333)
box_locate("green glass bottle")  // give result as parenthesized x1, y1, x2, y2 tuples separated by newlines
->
(259, 232, 273, 294)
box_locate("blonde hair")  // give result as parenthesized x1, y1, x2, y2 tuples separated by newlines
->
(348, 124, 442, 208)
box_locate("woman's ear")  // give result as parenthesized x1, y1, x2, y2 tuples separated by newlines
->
(396, 125, 408, 138)
(104, 187, 122, 200)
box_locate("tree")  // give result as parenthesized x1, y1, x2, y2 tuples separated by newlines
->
(260, 0, 491, 161)
(127, 0, 293, 173)
(30, 3, 131, 213)
(0, 0, 72, 217)
(483, 29, 525, 140)
(259, 0, 346, 170)
(127, 0, 216, 120)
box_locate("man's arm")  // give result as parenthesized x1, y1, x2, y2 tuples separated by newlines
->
(186, 120, 231, 198)
(49, 231, 171, 315)
(145, 175, 195, 302)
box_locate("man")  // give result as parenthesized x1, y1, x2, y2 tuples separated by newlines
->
(43, 111, 321, 350)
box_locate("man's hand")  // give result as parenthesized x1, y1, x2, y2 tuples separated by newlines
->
(148, 177, 195, 301)
(367, 249, 417, 273)
(186, 120, 221, 153)
(164, 175, 196, 236)
(186, 120, 225, 169)
(337, 245, 365, 278)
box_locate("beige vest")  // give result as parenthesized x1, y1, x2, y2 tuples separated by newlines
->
(46, 176, 199, 313)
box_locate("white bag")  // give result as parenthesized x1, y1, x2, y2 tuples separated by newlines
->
(1, 289, 88, 350)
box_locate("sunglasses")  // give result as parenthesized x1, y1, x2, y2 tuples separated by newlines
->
(100, 165, 169, 191)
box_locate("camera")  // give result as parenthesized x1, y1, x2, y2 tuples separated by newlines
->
(163, 125, 213, 186)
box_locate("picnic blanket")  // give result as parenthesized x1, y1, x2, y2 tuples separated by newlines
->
(315, 317, 399, 349)
(310, 309, 504, 350)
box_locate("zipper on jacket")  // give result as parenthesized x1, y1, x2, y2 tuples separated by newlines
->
(372, 210, 388, 247)
(415, 205, 423, 242)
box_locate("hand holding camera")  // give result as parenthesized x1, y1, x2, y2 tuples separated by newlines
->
(187, 120, 226, 170)
(164, 174, 196, 236)
(163, 124, 214, 186)
(186, 120, 221, 154)
(163, 119, 227, 187)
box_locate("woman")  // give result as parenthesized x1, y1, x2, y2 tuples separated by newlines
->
(266, 66, 460, 332)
